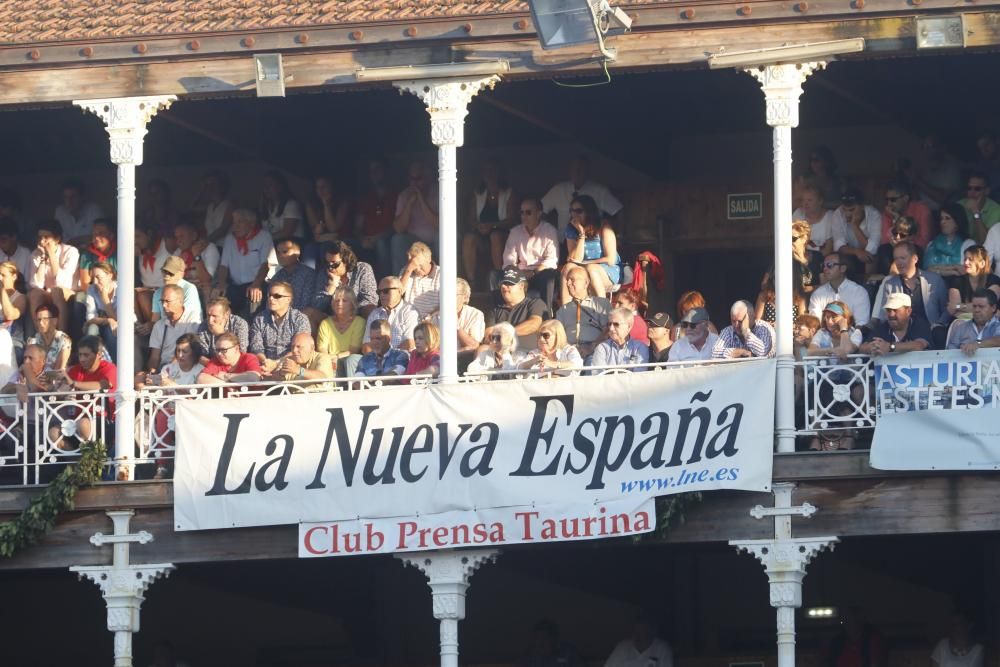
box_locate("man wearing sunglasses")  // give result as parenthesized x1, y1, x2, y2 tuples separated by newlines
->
(500, 196, 560, 307)
(668, 307, 718, 362)
(484, 266, 548, 353)
(248, 280, 311, 374)
(961, 172, 1000, 244)
(363, 276, 418, 353)
(880, 180, 932, 248)
(809, 251, 871, 326)
(145, 255, 203, 335)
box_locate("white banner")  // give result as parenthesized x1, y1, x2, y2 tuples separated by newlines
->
(871, 349, 1000, 470)
(174, 359, 775, 532)
(299, 497, 656, 557)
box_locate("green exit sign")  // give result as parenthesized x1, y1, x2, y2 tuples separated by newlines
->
(727, 193, 763, 220)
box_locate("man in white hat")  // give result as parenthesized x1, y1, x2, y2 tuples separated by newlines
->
(860, 292, 932, 356)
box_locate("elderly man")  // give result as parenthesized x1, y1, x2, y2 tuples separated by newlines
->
(881, 180, 932, 248)
(266, 331, 334, 381)
(712, 300, 775, 359)
(485, 266, 548, 353)
(1, 344, 49, 436)
(145, 255, 202, 335)
(501, 196, 560, 306)
(270, 237, 316, 311)
(645, 312, 674, 363)
(431, 277, 485, 353)
(589, 307, 648, 371)
(870, 241, 950, 347)
(400, 241, 440, 319)
(196, 296, 249, 364)
(861, 292, 931, 355)
(947, 289, 1000, 355)
(556, 265, 610, 358)
(248, 280, 311, 373)
(809, 251, 871, 326)
(213, 207, 275, 317)
(356, 319, 410, 377)
(669, 307, 719, 361)
(197, 332, 262, 384)
(364, 275, 419, 352)
(145, 284, 200, 373)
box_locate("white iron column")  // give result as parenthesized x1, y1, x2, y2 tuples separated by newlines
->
(74, 96, 176, 477)
(746, 64, 825, 453)
(71, 510, 175, 667)
(395, 77, 501, 382)
(397, 549, 499, 667)
(731, 482, 838, 667)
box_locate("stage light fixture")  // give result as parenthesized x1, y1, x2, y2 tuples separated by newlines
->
(526, 0, 632, 60)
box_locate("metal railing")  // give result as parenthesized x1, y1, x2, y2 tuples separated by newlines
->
(795, 354, 876, 451)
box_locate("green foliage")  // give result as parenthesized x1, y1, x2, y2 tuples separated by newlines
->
(636, 492, 703, 542)
(0, 440, 106, 558)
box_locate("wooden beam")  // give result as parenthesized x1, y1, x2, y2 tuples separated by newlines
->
(1, 13, 998, 106)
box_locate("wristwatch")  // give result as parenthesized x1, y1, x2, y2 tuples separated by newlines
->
(194, 255, 203, 262)
(889, 342, 896, 352)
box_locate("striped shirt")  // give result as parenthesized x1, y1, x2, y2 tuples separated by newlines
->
(712, 321, 775, 359)
(402, 264, 441, 319)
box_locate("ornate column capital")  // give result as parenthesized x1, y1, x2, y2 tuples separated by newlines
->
(74, 95, 176, 166)
(745, 62, 826, 128)
(397, 549, 499, 619)
(395, 76, 500, 147)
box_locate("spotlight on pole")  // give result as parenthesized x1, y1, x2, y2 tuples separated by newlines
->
(526, 0, 632, 60)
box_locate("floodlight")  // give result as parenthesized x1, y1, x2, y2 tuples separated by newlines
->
(527, 0, 631, 60)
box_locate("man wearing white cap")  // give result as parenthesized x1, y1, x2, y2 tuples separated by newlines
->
(669, 307, 718, 362)
(860, 292, 932, 356)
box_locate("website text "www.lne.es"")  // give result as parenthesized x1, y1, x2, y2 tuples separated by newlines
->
(620, 467, 740, 493)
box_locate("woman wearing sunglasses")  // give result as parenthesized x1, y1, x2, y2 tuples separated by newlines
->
(560, 194, 621, 303)
(518, 319, 582, 376)
(466, 322, 521, 379)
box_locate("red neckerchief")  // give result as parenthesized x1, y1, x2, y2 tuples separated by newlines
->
(236, 226, 262, 255)
(180, 249, 195, 268)
(88, 241, 115, 264)
(141, 239, 160, 271)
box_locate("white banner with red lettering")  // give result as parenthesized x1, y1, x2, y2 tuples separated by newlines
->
(173, 359, 775, 533)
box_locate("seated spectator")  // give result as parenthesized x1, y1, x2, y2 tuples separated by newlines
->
(931, 611, 984, 667)
(807, 301, 862, 361)
(614, 289, 649, 345)
(833, 188, 882, 274)
(873, 217, 923, 279)
(542, 155, 623, 236)
(305, 175, 351, 249)
(0, 261, 26, 363)
(364, 276, 419, 352)
(871, 241, 950, 347)
(248, 280, 311, 374)
(669, 308, 718, 362)
(405, 322, 441, 379)
(590, 307, 649, 371)
(860, 292, 931, 355)
(306, 240, 378, 329)
(645, 312, 674, 363)
(55, 180, 104, 248)
(260, 170, 305, 239)
(212, 208, 275, 318)
(502, 196, 559, 308)
(675, 291, 718, 337)
(793, 181, 842, 260)
(53, 335, 116, 443)
(604, 614, 673, 667)
(556, 266, 610, 358)
(197, 332, 262, 384)
(146, 333, 205, 387)
(794, 313, 822, 360)
(174, 219, 220, 303)
(1, 344, 50, 428)
(881, 180, 933, 248)
(518, 319, 583, 376)
(949, 246, 1000, 318)
(961, 172, 1000, 244)
(924, 204, 974, 277)
(392, 160, 439, 273)
(82, 262, 118, 359)
(76, 219, 116, 291)
(809, 251, 871, 326)
(270, 237, 316, 311)
(144, 256, 203, 335)
(0, 216, 32, 280)
(27, 304, 70, 371)
(712, 300, 775, 359)
(947, 289, 1000, 355)
(430, 277, 486, 355)
(195, 297, 249, 364)
(144, 285, 200, 373)
(136, 225, 172, 326)
(28, 219, 79, 334)
(486, 267, 548, 353)
(140, 179, 180, 235)
(756, 269, 807, 328)
(265, 331, 334, 382)
(355, 156, 397, 277)
(316, 287, 367, 376)
(467, 321, 521, 377)
(199, 170, 234, 244)
(400, 241, 441, 319)
(791, 219, 817, 291)
(560, 194, 620, 302)
(462, 158, 517, 288)
(356, 319, 410, 378)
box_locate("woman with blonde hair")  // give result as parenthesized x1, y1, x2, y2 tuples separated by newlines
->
(316, 286, 367, 376)
(405, 321, 441, 379)
(518, 319, 583, 376)
(949, 245, 1000, 318)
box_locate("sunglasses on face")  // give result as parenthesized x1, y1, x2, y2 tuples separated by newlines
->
(539, 332, 553, 340)
(823, 262, 842, 269)
(326, 261, 342, 270)
(680, 322, 700, 329)
(892, 232, 910, 239)
(268, 293, 290, 300)
(161, 270, 176, 277)
(490, 334, 504, 343)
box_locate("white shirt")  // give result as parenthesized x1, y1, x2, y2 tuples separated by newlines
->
(160, 360, 206, 386)
(138, 240, 172, 288)
(262, 199, 305, 238)
(604, 638, 673, 667)
(220, 228, 275, 285)
(793, 208, 844, 251)
(203, 199, 231, 239)
(29, 244, 79, 290)
(402, 264, 441, 319)
(432, 305, 486, 345)
(668, 332, 719, 362)
(0, 327, 14, 387)
(542, 180, 623, 234)
(832, 205, 882, 254)
(54, 202, 104, 242)
(931, 639, 983, 667)
(0, 245, 31, 280)
(808, 278, 871, 326)
(503, 221, 560, 271)
(149, 311, 200, 367)
(984, 223, 1000, 276)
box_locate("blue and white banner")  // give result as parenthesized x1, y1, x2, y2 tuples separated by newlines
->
(871, 349, 1000, 470)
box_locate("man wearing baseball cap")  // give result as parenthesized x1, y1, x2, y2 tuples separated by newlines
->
(483, 265, 548, 352)
(860, 292, 931, 356)
(669, 307, 718, 362)
(150, 254, 203, 325)
(645, 312, 674, 363)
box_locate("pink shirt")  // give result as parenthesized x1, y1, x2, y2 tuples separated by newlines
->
(395, 187, 439, 244)
(502, 222, 559, 271)
(881, 200, 933, 248)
